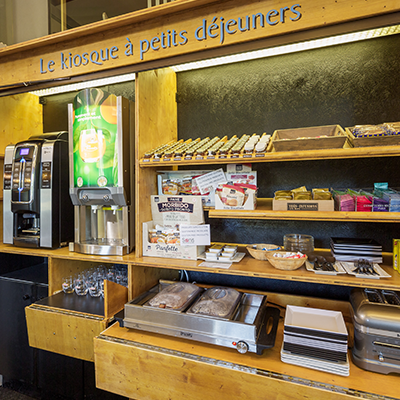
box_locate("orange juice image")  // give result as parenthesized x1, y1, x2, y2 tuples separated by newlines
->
(79, 129, 106, 162)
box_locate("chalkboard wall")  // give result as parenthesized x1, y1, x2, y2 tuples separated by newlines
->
(42, 33, 400, 300)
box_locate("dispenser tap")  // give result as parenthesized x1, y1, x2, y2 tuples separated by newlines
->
(111, 205, 119, 215)
(91, 205, 102, 214)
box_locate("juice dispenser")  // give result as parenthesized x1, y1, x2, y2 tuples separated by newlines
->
(68, 88, 134, 256)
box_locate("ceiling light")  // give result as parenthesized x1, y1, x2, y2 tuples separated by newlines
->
(30, 72, 136, 96)
(171, 24, 400, 72)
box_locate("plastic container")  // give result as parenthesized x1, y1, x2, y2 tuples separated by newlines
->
(283, 234, 314, 255)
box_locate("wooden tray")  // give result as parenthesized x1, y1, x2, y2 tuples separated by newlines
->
(346, 127, 400, 147)
(270, 125, 350, 152)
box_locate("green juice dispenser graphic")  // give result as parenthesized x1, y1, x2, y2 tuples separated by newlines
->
(69, 88, 134, 256)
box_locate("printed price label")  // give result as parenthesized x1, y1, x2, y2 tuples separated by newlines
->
(180, 224, 210, 246)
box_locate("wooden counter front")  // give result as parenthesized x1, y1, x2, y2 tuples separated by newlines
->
(94, 293, 398, 400)
(94, 319, 399, 400)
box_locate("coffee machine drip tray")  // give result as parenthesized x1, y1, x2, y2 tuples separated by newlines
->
(70, 239, 129, 256)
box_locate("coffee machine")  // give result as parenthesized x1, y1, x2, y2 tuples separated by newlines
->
(3, 132, 74, 248)
(68, 88, 134, 256)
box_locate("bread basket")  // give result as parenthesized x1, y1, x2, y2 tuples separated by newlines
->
(246, 244, 281, 261)
(266, 251, 307, 270)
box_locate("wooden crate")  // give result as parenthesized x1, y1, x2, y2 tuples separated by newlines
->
(25, 280, 127, 362)
(346, 127, 400, 147)
(270, 125, 350, 152)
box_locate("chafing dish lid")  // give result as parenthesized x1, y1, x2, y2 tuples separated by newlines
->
(187, 286, 242, 319)
(144, 282, 201, 311)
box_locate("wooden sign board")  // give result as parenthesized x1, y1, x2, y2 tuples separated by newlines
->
(0, 0, 399, 88)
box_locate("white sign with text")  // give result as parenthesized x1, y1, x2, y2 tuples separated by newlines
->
(180, 224, 211, 246)
(194, 169, 226, 195)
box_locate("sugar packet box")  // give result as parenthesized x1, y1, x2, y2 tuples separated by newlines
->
(151, 195, 205, 229)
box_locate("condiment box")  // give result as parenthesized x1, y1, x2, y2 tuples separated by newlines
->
(143, 221, 205, 260)
(272, 199, 334, 211)
(226, 171, 257, 186)
(215, 189, 257, 210)
(269, 125, 350, 152)
(151, 195, 205, 228)
(157, 170, 215, 207)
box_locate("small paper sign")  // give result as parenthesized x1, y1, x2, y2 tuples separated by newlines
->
(180, 224, 211, 246)
(194, 169, 226, 194)
(199, 262, 232, 269)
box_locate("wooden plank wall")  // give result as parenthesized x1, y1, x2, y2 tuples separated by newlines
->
(135, 68, 177, 256)
(0, 93, 43, 154)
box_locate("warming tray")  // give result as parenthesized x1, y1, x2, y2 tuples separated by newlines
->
(118, 281, 280, 355)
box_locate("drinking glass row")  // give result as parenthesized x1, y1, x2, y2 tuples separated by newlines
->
(62, 265, 128, 297)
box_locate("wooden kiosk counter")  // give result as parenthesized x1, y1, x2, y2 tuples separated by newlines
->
(1, 0, 400, 399)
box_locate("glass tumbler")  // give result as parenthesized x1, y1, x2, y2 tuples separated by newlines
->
(62, 276, 74, 294)
(74, 274, 88, 296)
(283, 234, 314, 255)
(87, 276, 101, 297)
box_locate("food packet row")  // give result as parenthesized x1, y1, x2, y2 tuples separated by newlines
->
(148, 224, 180, 244)
(274, 186, 332, 200)
(273, 251, 306, 259)
(162, 176, 206, 196)
(216, 183, 258, 207)
(143, 133, 271, 159)
(350, 122, 400, 137)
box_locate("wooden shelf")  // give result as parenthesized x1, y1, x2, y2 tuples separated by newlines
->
(209, 198, 400, 222)
(0, 243, 133, 262)
(139, 145, 400, 167)
(132, 251, 400, 291)
(1, 243, 398, 291)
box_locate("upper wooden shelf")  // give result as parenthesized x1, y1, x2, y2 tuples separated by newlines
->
(139, 145, 400, 167)
(209, 198, 400, 223)
(0, 243, 398, 291)
(0, 243, 135, 264)
(132, 251, 400, 292)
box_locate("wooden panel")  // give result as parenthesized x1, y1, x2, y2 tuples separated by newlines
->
(1, 0, 400, 87)
(0, 93, 42, 154)
(128, 265, 179, 299)
(48, 257, 105, 295)
(104, 280, 128, 319)
(95, 336, 355, 400)
(94, 317, 399, 400)
(135, 68, 177, 256)
(26, 305, 107, 362)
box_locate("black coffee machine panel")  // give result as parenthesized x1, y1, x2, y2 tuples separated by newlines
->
(3, 132, 74, 248)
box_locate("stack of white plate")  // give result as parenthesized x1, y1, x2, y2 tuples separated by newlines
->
(281, 305, 349, 376)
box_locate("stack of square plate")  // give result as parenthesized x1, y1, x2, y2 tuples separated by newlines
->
(281, 305, 349, 376)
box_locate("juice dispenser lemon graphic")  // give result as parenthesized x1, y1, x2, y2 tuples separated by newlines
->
(79, 129, 106, 163)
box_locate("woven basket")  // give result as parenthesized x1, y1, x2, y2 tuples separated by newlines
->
(246, 244, 281, 261)
(266, 251, 307, 270)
